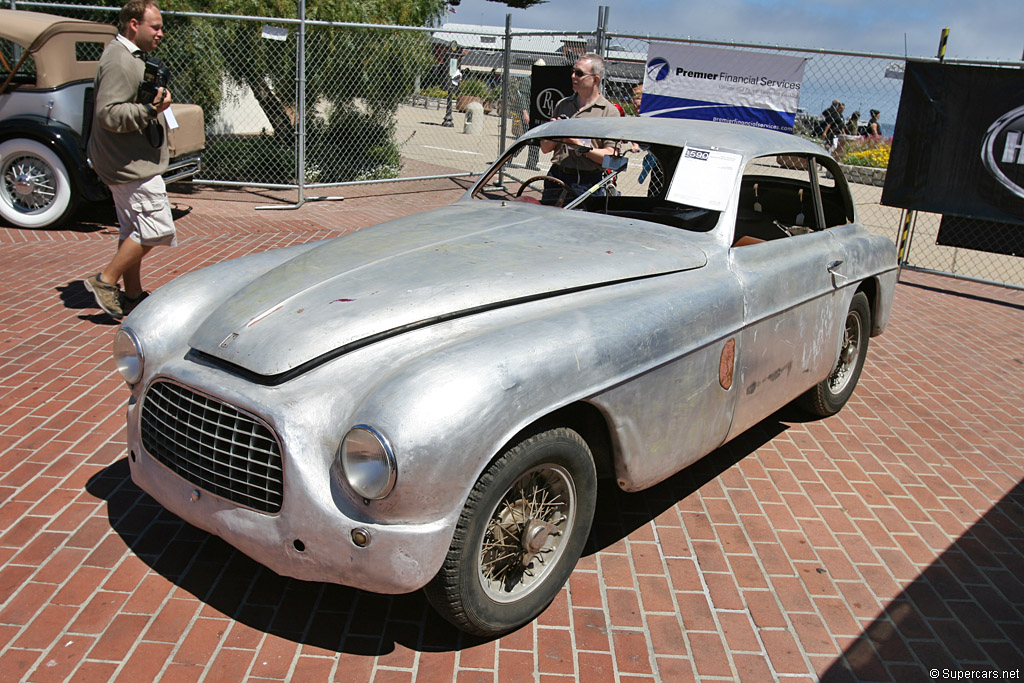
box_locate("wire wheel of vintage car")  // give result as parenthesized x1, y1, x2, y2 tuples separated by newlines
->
(0, 138, 75, 229)
(799, 291, 871, 417)
(477, 464, 574, 600)
(425, 428, 597, 636)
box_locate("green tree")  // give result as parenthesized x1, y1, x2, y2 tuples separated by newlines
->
(169, 0, 445, 139)
(140, 0, 446, 182)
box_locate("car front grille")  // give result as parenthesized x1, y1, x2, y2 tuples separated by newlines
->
(139, 379, 283, 514)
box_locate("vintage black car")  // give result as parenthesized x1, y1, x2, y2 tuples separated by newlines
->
(0, 9, 203, 228)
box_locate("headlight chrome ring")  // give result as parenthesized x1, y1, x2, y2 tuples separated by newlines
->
(339, 424, 396, 500)
(113, 327, 145, 385)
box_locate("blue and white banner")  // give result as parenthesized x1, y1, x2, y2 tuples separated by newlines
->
(641, 43, 806, 132)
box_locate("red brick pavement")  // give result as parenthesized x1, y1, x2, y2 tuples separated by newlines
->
(0, 180, 1022, 682)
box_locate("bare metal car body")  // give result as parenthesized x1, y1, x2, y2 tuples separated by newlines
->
(0, 9, 204, 228)
(116, 117, 897, 635)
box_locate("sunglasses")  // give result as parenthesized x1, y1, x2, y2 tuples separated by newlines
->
(572, 68, 594, 78)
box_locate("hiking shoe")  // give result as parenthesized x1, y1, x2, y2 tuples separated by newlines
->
(85, 274, 123, 319)
(122, 291, 150, 316)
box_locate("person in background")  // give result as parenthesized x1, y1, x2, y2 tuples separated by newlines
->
(85, 0, 175, 320)
(538, 53, 619, 205)
(866, 109, 881, 137)
(820, 99, 845, 157)
(629, 84, 658, 186)
(846, 110, 861, 135)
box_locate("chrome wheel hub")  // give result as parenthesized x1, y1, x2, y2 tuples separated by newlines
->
(3, 156, 56, 211)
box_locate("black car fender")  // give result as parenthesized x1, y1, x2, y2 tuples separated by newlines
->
(0, 116, 109, 202)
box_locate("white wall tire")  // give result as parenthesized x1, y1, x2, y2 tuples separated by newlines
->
(0, 138, 76, 229)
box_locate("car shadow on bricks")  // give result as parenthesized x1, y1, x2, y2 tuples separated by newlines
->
(821, 479, 1024, 681)
(584, 416, 790, 555)
(85, 458, 500, 653)
(84, 414, 792, 653)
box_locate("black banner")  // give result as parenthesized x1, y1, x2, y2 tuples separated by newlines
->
(937, 215, 1024, 256)
(881, 62, 1024, 229)
(529, 65, 573, 129)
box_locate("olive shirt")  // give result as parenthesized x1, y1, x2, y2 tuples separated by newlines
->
(88, 36, 169, 186)
(550, 93, 620, 172)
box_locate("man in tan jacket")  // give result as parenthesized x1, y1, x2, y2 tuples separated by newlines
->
(85, 0, 174, 319)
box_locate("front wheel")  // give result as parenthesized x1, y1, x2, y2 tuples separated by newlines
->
(425, 428, 597, 636)
(0, 138, 76, 229)
(798, 290, 871, 416)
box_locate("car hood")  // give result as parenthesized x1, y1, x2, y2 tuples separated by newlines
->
(188, 201, 708, 377)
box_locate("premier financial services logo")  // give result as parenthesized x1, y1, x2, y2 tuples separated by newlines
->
(646, 57, 670, 82)
(982, 103, 1024, 199)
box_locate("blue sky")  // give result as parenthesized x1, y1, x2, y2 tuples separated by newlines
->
(447, 0, 1024, 62)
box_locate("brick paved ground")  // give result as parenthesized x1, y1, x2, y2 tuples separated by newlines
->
(0, 181, 1022, 683)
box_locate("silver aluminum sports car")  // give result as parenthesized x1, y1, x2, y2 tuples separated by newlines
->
(114, 117, 897, 636)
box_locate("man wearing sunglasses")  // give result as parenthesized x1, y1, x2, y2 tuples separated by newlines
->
(539, 53, 619, 205)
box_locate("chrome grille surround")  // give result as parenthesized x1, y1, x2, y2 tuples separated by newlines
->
(139, 379, 283, 514)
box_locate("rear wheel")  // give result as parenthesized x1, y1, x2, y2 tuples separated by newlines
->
(0, 138, 76, 228)
(798, 291, 871, 416)
(425, 428, 597, 636)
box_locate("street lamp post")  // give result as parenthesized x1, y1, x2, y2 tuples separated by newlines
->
(442, 40, 459, 127)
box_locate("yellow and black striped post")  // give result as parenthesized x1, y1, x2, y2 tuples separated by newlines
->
(937, 27, 949, 61)
(896, 210, 914, 280)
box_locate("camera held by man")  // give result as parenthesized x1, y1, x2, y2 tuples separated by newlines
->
(138, 56, 170, 104)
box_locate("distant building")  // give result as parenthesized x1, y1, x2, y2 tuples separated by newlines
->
(430, 23, 647, 100)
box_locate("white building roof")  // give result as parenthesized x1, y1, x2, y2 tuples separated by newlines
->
(433, 23, 586, 55)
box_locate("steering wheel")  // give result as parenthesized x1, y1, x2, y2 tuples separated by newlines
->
(516, 175, 568, 198)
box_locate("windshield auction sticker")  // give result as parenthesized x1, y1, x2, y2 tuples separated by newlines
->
(668, 147, 742, 211)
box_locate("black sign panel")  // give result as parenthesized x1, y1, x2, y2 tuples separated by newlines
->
(881, 61, 1024, 228)
(937, 215, 1024, 257)
(528, 65, 573, 129)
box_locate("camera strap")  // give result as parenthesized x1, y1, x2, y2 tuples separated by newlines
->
(146, 120, 163, 149)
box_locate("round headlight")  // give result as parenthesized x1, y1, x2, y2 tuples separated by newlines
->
(339, 425, 396, 500)
(113, 327, 145, 385)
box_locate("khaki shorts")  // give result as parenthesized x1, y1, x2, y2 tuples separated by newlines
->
(110, 175, 177, 247)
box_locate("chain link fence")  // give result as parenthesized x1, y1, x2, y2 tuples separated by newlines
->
(9, 1, 1023, 288)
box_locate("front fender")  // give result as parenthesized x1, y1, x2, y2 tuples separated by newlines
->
(0, 116, 107, 202)
(339, 268, 740, 522)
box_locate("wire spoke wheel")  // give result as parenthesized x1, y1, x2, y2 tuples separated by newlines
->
(797, 290, 871, 417)
(827, 303, 863, 395)
(425, 428, 596, 636)
(477, 464, 575, 602)
(3, 154, 58, 212)
(0, 138, 75, 229)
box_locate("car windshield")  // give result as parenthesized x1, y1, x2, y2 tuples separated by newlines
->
(471, 135, 723, 233)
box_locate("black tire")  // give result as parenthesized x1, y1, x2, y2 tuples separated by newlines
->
(798, 290, 871, 417)
(0, 138, 77, 229)
(425, 428, 597, 636)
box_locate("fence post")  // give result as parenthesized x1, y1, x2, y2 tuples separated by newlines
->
(296, 0, 306, 204)
(498, 14, 512, 158)
(595, 6, 609, 96)
(256, 0, 342, 211)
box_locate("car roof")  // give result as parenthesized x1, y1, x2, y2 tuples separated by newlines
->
(0, 9, 116, 50)
(524, 116, 828, 162)
(0, 10, 117, 89)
